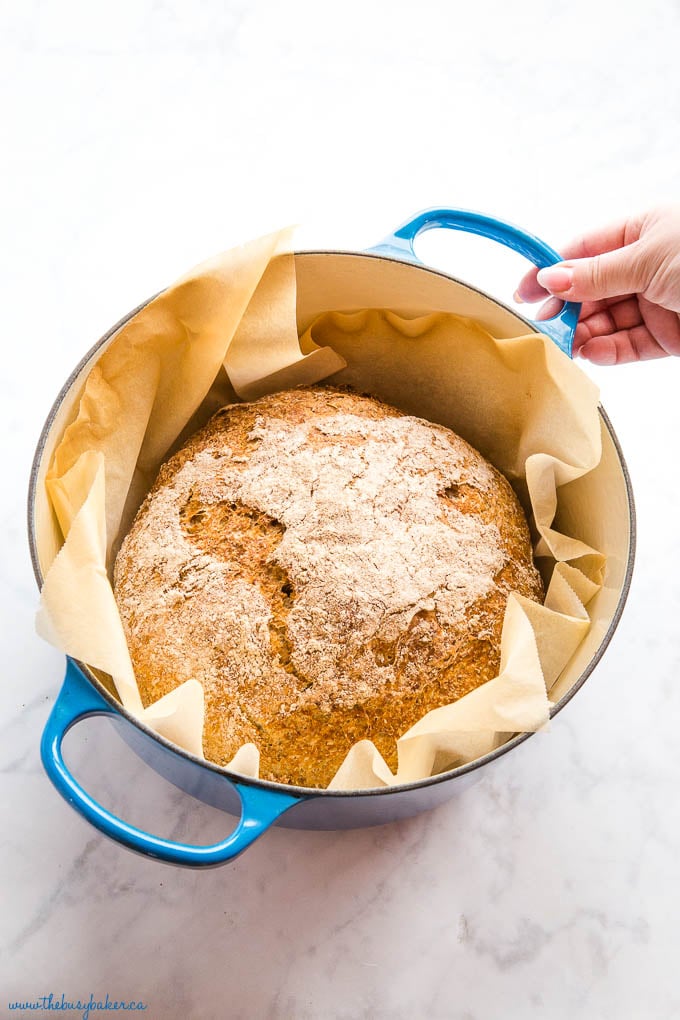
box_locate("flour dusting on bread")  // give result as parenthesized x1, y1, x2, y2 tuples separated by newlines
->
(114, 387, 544, 787)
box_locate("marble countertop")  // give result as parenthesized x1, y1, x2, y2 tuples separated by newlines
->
(2, 2, 680, 1017)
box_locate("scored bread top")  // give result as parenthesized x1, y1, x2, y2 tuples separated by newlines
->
(113, 386, 544, 788)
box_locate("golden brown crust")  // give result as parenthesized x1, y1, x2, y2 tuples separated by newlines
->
(113, 386, 544, 788)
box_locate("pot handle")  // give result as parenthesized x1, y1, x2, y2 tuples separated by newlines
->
(40, 659, 302, 868)
(367, 207, 580, 357)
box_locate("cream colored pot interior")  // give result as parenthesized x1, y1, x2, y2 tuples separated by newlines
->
(32, 251, 633, 715)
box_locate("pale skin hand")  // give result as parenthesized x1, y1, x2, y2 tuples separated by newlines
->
(515, 205, 680, 365)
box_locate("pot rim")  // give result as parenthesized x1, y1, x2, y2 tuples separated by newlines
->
(27, 249, 637, 799)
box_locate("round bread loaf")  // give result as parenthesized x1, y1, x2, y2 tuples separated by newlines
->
(113, 386, 544, 788)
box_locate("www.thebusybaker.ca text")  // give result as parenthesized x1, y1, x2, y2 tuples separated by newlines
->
(7, 992, 147, 1020)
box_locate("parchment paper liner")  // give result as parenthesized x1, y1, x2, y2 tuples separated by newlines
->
(36, 230, 604, 791)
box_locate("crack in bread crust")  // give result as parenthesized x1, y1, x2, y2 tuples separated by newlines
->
(113, 386, 544, 788)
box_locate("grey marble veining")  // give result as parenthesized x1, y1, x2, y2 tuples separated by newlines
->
(2, 1, 680, 1017)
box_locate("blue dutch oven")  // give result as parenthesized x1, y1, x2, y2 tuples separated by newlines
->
(29, 209, 636, 868)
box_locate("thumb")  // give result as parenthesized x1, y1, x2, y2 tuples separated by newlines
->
(536, 241, 647, 301)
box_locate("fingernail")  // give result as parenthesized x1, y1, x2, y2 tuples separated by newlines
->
(513, 290, 524, 304)
(536, 266, 573, 294)
(579, 340, 616, 366)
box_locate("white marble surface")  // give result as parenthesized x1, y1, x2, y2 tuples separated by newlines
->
(2, 1, 680, 1017)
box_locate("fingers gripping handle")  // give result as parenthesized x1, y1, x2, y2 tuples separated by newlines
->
(368, 207, 580, 357)
(40, 659, 302, 867)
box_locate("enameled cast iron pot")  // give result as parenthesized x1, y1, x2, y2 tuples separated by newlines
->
(29, 209, 636, 868)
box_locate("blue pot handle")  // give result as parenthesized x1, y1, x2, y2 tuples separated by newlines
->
(41, 659, 302, 867)
(367, 207, 580, 357)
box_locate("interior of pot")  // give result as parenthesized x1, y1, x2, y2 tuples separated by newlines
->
(30, 250, 634, 733)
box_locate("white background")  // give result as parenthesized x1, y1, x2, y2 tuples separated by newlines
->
(2, 1, 679, 1017)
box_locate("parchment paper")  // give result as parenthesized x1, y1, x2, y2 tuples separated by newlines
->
(35, 230, 604, 790)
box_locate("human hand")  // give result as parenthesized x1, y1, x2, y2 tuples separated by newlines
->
(515, 206, 680, 365)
